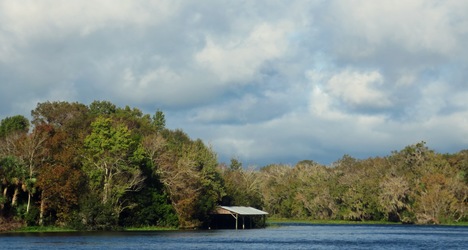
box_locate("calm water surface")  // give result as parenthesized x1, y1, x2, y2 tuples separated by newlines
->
(0, 224, 467, 249)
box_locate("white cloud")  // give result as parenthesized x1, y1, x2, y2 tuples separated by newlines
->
(0, 0, 178, 38)
(326, 0, 467, 59)
(307, 69, 392, 117)
(326, 69, 391, 108)
(196, 21, 292, 83)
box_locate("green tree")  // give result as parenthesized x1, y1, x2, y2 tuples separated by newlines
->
(335, 156, 385, 221)
(152, 109, 166, 132)
(0, 156, 26, 214)
(191, 139, 225, 225)
(0, 125, 50, 217)
(82, 117, 145, 225)
(0, 115, 29, 138)
(0, 117, 31, 214)
(31, 101, 89, 129)
(88, 100, 117, 116)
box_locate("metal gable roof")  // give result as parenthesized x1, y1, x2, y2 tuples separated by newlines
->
(218, 206, 268, 215)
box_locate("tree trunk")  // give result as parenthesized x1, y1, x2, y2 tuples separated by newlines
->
(103, 167, 109, 204)
(39, 191, 45, 226)
(11, 187, 19, 206)
(26, 191, 31, 213)
(1, 187, 8, 212)
(103, 182, 109, 204)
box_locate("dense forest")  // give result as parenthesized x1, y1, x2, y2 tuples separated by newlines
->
(0, 101, 466, 231)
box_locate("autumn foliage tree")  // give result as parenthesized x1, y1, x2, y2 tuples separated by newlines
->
(144, 130, 224, 228)
(37, 164, 83, 225)
(221, 158, 263, 209)
(255, 142, 467, 224)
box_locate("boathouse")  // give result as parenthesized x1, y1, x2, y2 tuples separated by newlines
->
(210, 206, 268, 230)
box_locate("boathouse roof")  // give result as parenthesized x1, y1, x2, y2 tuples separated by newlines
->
(215, 206, 268, 216)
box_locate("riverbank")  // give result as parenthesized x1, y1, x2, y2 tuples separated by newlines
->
(12, 226, 77, 233)
(3, 219, 467, 234)
(2, 225, 177, 233)
(267, 218, 398, 227)
(267, 218, 468, 226)
(0, 218, 24, 232)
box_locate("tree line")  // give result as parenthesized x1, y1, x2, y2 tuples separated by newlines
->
(225, 144, 467, 224)
(0, 101, 466, 230)
(0, 101, 223, 230)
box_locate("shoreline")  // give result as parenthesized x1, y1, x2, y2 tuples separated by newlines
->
(267, 218, 468, 227)
(2, 219, 467, 234)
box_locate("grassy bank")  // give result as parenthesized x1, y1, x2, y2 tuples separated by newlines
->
(123, 226, 177, 231)
(12, 226, 77, 233)
(5, 220, 466, 233)
(267, 218, 468, 226)
(267, 218, 399, 225)
(7, 225, 177, 233)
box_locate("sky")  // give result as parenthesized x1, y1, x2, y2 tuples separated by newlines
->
(1, 0, 467, 167)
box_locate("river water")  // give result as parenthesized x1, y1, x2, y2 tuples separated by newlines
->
(0, 224, 467, 249)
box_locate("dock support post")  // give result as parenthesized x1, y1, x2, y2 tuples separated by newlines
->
(235, 214, 238, 230)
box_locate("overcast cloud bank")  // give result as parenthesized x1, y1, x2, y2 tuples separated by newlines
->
(1, 0, 467, 166)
